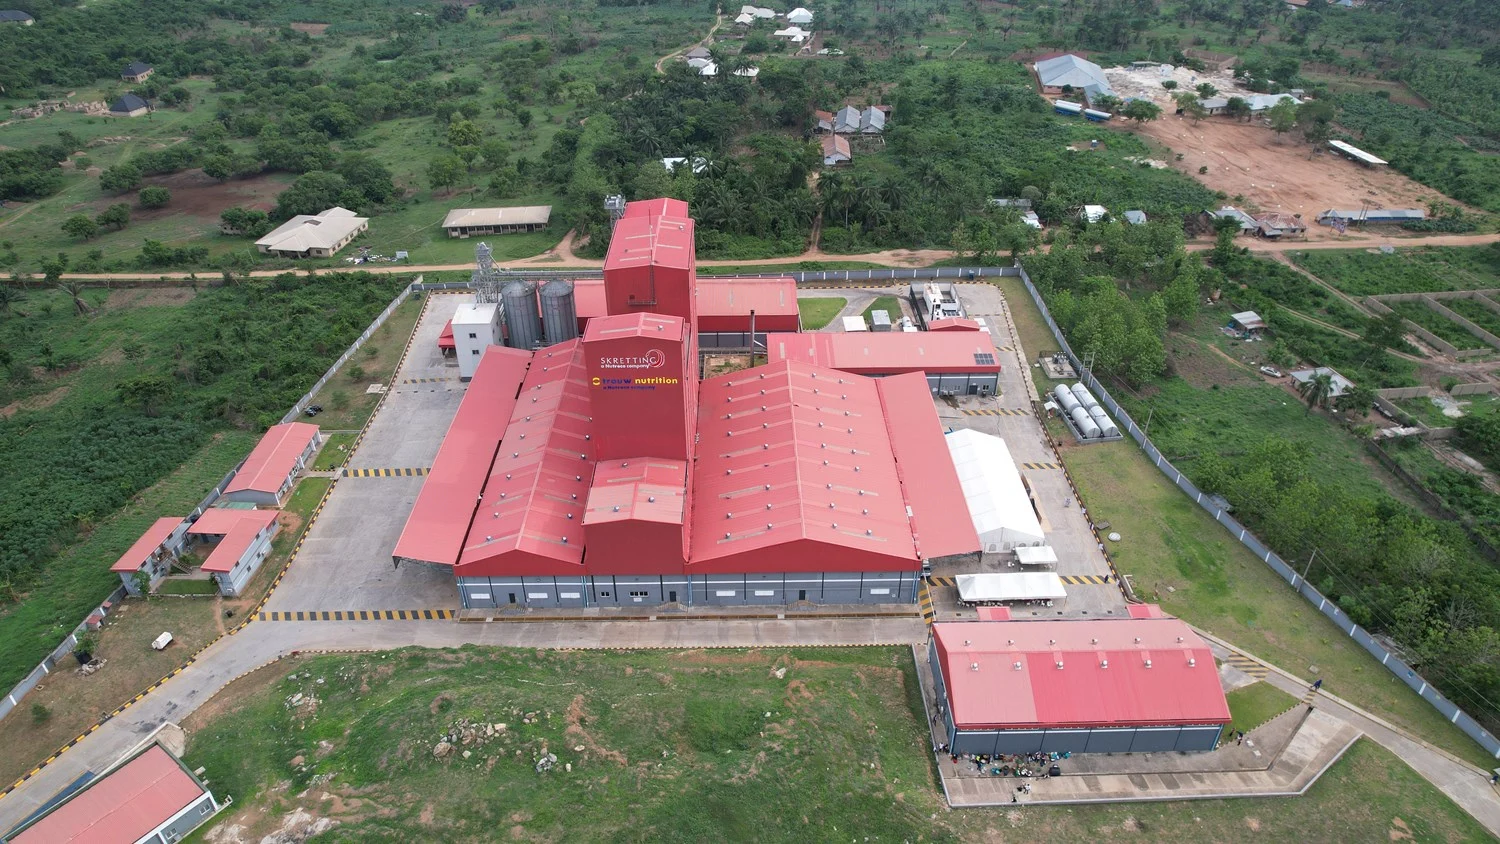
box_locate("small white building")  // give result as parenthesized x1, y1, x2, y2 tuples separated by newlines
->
(841, 315, 868, 332)
(453, 303, 502, 380)
(787, 7, 814, 24)
(1080, 204, 1108, 223)
(773, 25, 812, 43)
(921, 282, 964, 320)
(111, 517, 189, 595)
(944, 429, 1047, 557)
(1290, 366, 1355, 398)
(188, 509, 279, 597)
(222, 422, 321, 507)
(661, 156, 709, 174)
(255, 207, 368, 258)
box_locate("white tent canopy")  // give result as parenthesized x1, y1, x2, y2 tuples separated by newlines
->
(944, 429, 1046, 553)
(1014, 546, 1058, 566)
(956, 573, 1066, 603)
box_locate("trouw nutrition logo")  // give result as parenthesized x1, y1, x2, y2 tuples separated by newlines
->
(597, 349, 667, 370)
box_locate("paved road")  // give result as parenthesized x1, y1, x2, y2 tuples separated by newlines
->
(0, 616, 925, 830)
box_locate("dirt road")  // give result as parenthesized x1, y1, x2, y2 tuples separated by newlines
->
(654, 9, 724, 74)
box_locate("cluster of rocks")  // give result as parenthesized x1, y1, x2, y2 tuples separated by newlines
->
(433, 718, 508, 760)
(10, 100, 108, 119)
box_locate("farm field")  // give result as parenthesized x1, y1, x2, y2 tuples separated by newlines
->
(1387, 300, 1492, 351)
(1291, 247, 1500, 297)
(182, 647, 1492, 842)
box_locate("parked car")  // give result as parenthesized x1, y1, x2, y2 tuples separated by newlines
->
(304, 404, 323, 417)
(1258, 366, 1282, 377)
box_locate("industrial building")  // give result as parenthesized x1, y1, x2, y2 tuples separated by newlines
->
(442, 206, 553, 238)
(944, 429, 1046, 556)
(928, 612, 1231, 755)
(111, 517, 189, 595)
(766, 331, 1002, 396)
(452, 303, 502, 378)
(254, 207, 368, 258)
(2, 742, 220, 844)
(395, 197, 982, 608)
(187, 509, 279, 596)
(1033, 54, 1113, 100)
(221, 422, 320, 506)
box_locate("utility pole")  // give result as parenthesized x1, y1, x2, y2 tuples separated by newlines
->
(1300, 547, 1318, 587)
(1143, 406, 1154, 437)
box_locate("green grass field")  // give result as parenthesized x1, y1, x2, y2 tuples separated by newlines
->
(992, 277, 1496, 768)
(1388, 300, 1492, 351)
(1291, 247, 1500, 297)
(182, 647, 1493, 842)
(861, 295, 904, 325)
(796, 297, 846, 330)
(1225, 682, 1298, 736)
(311, 433, 356, 471)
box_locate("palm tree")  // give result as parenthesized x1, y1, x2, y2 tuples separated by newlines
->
(1297, 372, 1335, 415)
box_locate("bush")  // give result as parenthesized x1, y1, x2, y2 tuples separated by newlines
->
(30, 702, 50, 724)
(138, 186, 171, 209)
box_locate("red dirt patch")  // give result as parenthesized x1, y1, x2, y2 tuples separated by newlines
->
(0, 384, 69, 419)
(104, 169, 289, 222)
(290, 22, 330, 35)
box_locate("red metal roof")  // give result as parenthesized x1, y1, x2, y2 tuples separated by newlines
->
(621, 197, 690, 219)
(457, 341, 596, 576)
(201, 517, 275, 573)
(695, 277, 799, 326)
(875, 373, 980, 559)
(604, 212, 694, 273)
(582, 311, 684, 343)
(766, 331, 1002, 375)
(689, 360, 918, 573)
(976, 606, 1012, 621)
(585, 458, 687, 526)
(927, 318, 981, 332)
(224, 422, 319, 496)
(8, 744, 207, 844)
(187, 508, 275, 537)
(932, 618, 1231, 731)
(392, 346, 532, 567)
(438, 319, 455, 351)
(1128, 603, 1167, 618)
(110, 517, 183, 573)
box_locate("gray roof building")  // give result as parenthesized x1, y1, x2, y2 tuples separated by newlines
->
(0, 9, 33, 23)
(122, 61, 153, 78)
(1034, 54, 1113, 100)
(108, 93, 150, 116)
(859, 106, 885, 133)
(1124, 210, 1147, 225)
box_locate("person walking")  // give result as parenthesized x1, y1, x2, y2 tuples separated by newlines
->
(1312, 678, 1323, 691)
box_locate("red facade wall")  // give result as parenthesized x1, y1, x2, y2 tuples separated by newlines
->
(584, 520, 686, 575)
(583, 315, 694, 463)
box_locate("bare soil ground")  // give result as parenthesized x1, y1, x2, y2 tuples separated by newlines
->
(1119, 117, 1459, 235)
(289, 22, 330, 35)
(72, 169, 287, 221)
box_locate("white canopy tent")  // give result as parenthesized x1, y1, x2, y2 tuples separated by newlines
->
(944, 429, 1046, 553)
(956, 573, 1066, 603)
(1014, 546, 1058, 567)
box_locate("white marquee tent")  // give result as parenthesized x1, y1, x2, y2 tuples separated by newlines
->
(956, 573, 1067, 603)
(944, 429, 1046, 554)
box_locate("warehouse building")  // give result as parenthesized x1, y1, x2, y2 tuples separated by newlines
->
(3, 742, 220, 844)
(187, 509, 279, 596)
(111, 517, 189, 595)
(255, 207, 368, 258)
(222, 422, 320, 506)
(442, 206, 552, 238)
(395, 197, 980, 607)
(1033, 54, 1113, 101)
(928, 613, 1230, 755)
(944, 429, 1046, 557)
(766, 331, 1002, 396)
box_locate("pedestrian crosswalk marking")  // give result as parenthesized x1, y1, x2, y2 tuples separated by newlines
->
(919, 581, 937, 626)
(401, 377, 457, 384)
(961, 408, 1029, 417)
(256, 609, 456, 621)
(1020, 462, 1061, 470)
(342, 467, 431, 478)
(928, 576, 956, 588)
(1059, 574, 1111, 586)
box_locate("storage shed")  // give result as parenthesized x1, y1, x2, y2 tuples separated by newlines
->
(943, 429, 1045, 555)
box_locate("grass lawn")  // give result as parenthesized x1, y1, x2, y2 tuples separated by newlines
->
(796, 296, 846, 330)
(306, 295, 423, 431)
(1225, 682, 1298, 736)
(861, 295, 904, 325)
(0, 596, 222, 789)
(995, 278, 1497, 768)
(1292, 247, 1500, 296)
(311, 433, 357, 471)
(182, 648, 1493, 842)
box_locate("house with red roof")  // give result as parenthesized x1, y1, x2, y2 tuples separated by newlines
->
(221, 422, 321, 507)
(3, 742, 219, 844)
(110, 517, 188, 595)
(186, 509, 280, 596)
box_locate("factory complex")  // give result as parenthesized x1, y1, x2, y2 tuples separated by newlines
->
(396, 198, 982, 609)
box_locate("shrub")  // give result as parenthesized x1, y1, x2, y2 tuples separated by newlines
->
(30, 703, 50, 724)
(138, 186, 171, 209)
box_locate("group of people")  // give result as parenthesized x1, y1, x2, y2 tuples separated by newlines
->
(946, 749, 1069, 779)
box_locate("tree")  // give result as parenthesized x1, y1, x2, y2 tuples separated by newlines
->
(479, 138, 512, 171)
(116, 374, 173, 416)
(99, 163, 142, 193)
(1122, 100, 1162, 123)
(96, 203, 131, 231)
(516, 108, 534, 130)
(1334, 384, 1376, 414)
(1296, 371, 1335, 415)
(336, 153, 396, 204)
(1161, 80, 1179, 91)
(62, 214, 99, 240)
(428, 155, 465, 193)
(1267, 98, 1298, 139)
(1196, 83, 1218, 99)
(56, 280, 91, 315)
(274, 171, 350, 220)
(202, 154, 232, 180)
(1225, 96, 1251, 121)
(220, 207, 273, 237)
(138, 186, 171, 209)
(447, 118, 483, 149)
(1091, 94, 1122, 113)
(1362, 310, 1407, 350)
(1455, 412, 1500, 465)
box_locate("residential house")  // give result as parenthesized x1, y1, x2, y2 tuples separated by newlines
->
(787, 7, 814, 24)
(990, 198, 1041, 229)
(1199, 96, 1229, 115)
(107, 93, 151, 117)
(821, 133, 851, 166)
(122, 61, 154, 83)
(773, 25, 812, 43)
(1124, 210, 1147, 225)
(813, 109, 835, 132)
(685, 46, 712, 60)
(833, 105, 862, 133)
(255, 207, 368, 258)
(859, 106, 885, 133)
(0, 9, 34, 24)
(1255, 212, 1305, 238)
(661, 157, 708, 175)
(1212, 206, 1258, 234)
(1079, 204, 1108, 223)
(1033, 53, 1113, 101)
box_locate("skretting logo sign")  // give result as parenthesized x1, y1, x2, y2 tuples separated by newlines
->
(597, 349, 667, 370)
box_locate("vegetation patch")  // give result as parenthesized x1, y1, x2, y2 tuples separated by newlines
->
(1224, 682, 1298, 736)
(1291, 247, 1500, 297)
(796, 297, 846, 330)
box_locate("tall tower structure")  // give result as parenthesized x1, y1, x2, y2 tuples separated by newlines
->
(601, 199, 697, 326)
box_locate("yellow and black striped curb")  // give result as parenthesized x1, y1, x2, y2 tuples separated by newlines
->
(257, 609, 457, 621)
(962, 408, 1029, 417)
(919, 582, 937, 626)
(1060, 574, 1112, 586)
(928, 575, 956, 588)
(245, 477, 339, 623)
(1223, 653, 1270, 680)
(341, 467, 431, 478)
(1020, 461, 1061, 470)
(401, 377, 457, 384)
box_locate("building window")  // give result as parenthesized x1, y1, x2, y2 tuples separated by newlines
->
(628, 590, 649, 598)
(471, 349, 480, 355)
(598, 591, 611, 597)
(468, 332, 477, 339)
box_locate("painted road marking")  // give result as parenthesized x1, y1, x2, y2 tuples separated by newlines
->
(342, 467, 431, 478)
(961, 408, 1029, 417)
(1020, 462, 1061, 470)
(1059, 574, 1111, 586)
(257, 609, 457, 621)
(919, 582, 937, 626)
(401, 377, 457, 384)
(1223, 653, 1270, 680)
(928, 576, 956, 588)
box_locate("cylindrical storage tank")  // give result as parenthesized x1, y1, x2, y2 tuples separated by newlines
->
(1098, 420, 1120, 438)
(1071, 383, 1098, 408)
(539, 280, 578, 345)
(501, 280, 542, 351)
(1088, 405, 1109, 422)
(1054, 385, 1080, 411)
(1070, 406, 1093, 430)
(1052, 384, 1071, 404)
